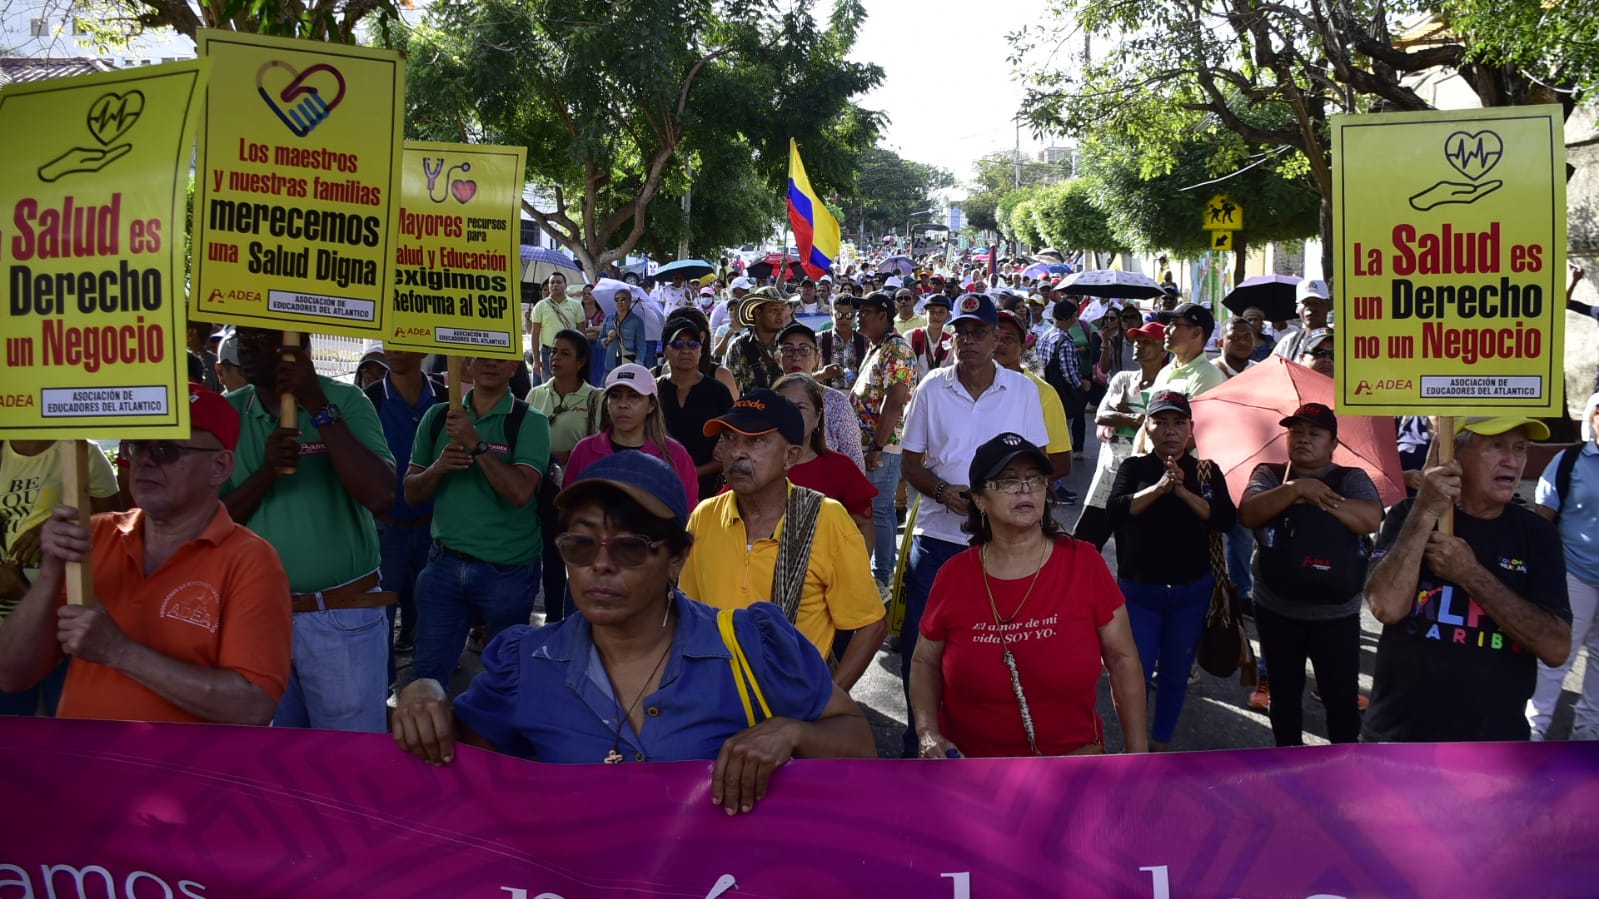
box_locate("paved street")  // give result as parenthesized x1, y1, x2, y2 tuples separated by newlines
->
(401, 417, 1592, 757)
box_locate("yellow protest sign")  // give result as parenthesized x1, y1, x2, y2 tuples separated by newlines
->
(191, 31, 404, 339)
(1204, 194, 1242, 230)
(1333, 106, 1566, 415)
(0, 61, 211, 439)
(387, 142, 526, 358)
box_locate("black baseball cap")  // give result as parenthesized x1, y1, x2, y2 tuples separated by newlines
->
(776, 321, 818, 346)
(1279, 402, 1338, 437)
(1159, 302, 1215, 335)
(703, 389, 806, 445)
(923, 293, 952, 309)
(1146, 390, 1192, 419)
(969, 432, 1051, 487)
(856, 292, 894, 314)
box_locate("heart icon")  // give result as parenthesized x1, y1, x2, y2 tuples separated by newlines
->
(450, 179, 477, 204)
(256, 60, 347, 137)
(1442, 130, 1503, 181)
(86, 91, 144, 145)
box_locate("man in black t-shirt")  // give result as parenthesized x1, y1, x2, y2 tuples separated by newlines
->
(1363, 416, 1572, 742)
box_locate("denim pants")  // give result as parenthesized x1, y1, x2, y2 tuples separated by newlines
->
(1528, 572, 1599, 739)
(412, 543, 540, 685)
(864, 451, 904, 584)
(588, 339, 608, 386)
(0, 658, 67, 716)
(1254, 605, 1362, 745)
(1121, 574, 1214, 745)
(377, 520, 432, 680)
(273, 600, 390, 733)
(900, 534, 965, 757)
(1226, 523, 1254, 599)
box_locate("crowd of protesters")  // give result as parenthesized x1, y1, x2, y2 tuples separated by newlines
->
(0, 250, 1589, 806)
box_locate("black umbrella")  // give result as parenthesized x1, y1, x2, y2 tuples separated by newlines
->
(1222, 275, 1302, 322)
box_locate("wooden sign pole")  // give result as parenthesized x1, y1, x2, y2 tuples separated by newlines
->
(56, 441, 94, 606)
(449, 356, 465, 411)
(278, 331, 300, 475)
(1437, 416, 1456, 536)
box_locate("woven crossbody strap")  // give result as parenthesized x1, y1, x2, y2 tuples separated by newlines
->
(771, 486, 825, 624)
(717, 609, 773, 727)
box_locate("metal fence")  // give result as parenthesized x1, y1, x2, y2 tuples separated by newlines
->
(309, 334, 371, 384)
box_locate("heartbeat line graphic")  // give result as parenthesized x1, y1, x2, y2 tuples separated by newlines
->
(89, 97, 135, 132)
(1444, 135, 1501, 168)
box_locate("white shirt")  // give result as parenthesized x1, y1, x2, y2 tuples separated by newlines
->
(1213, 356, 1256, 379)
(710, 295, 738, 333)
(900, 361, 1049, 545)
(655, 284, 694, 309)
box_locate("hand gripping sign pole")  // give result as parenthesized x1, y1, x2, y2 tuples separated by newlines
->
(56, 442, 95, 605)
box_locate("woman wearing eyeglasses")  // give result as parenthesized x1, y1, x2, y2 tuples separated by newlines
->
(1107, 390, 1236, 752)
(774, 321, 866, 471)
(657, 318, 734, 501)
(393, 453, 875, 806)
(909, 433, 1147, 759)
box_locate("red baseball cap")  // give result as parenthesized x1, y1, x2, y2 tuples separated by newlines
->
(1127, 321, 1166, 343)
(188, 382, 240, 450)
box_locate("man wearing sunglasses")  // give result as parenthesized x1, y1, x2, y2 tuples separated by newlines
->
(0, 384, 292, 726)
(223, 327, 397, 733)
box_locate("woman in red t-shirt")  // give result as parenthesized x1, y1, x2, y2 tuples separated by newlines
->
(773, 373, 877, 538)
(909, 433, 1147, 758)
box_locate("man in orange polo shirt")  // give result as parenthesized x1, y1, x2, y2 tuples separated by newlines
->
(0, 384, 291, 724)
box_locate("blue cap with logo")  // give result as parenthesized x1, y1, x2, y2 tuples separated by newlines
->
(948, 293, 998, 327)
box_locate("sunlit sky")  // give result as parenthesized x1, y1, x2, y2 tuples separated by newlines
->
(843, 0, 1060, 194)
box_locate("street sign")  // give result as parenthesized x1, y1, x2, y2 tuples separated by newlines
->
(1204, 194, 1243, 230)
(1210, 230, 1235, 251)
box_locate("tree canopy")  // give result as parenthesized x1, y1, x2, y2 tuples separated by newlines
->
(842, 146, 954, 240)
(396, 0, 882, 275)
(87, 0, 400, 43)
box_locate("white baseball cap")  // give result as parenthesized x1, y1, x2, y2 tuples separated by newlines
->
(883, 276, 903, 289)
(730, 277, 754, 291)
(1296, 278, 1330, 303)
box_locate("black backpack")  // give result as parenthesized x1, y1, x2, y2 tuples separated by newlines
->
(1255, 463, 1369, 604)
(1551, 444, 1582, 519)
(422, 396, 531, 458)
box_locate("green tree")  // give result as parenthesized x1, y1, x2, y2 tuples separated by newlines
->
(843, 146, 954, 239)
(1030, 178, 1121, 254)
(397, 0, 881, 276)
(963, 150, 1066, 233)
(83, 0, 400, 42)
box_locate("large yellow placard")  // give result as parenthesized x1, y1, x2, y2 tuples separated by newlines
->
(1333, 106, 1566, 415)
(0, 61, 210, 439)
(387, 142, 526, 358)
(191, 31, 404, 339)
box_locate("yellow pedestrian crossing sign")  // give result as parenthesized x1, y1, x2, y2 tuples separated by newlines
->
(1204, 194, 1243, 230)
(1211, 230, 1234, 250)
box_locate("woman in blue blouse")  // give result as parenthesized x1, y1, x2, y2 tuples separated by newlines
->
(392, 453, 874, 814)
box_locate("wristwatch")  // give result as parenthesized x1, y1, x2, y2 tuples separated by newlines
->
(469, 441, 491, 457)
(868, 441, 885, 454)
(311, 403, 342, 429)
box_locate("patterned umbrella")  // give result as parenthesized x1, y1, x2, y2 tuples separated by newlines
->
(1059, 269, 1163, 299)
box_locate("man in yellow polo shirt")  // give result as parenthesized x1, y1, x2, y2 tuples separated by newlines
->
(679, 390, 886, 689)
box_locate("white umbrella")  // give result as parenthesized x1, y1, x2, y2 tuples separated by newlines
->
(1059, 269, 1164, 299)
(1078, 298, 1113, 324)
(592, 278, 664, 330)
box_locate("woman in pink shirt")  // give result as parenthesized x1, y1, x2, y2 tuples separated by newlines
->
(565, 363, 699, 508)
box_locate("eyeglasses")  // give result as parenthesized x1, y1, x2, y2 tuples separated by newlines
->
(668, 339, 702, 350)
(953, 328, 992, 342)
(778, 344, 816, 357)
(1309, 348, 1335, 359)
(118, 441, 222, 467)
(554, 533, 665, 567)
(985, 475, 1049, 495)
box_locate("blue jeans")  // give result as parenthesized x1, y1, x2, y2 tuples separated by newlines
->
(900, 534, 965, 757)
(1121, 574, 1214, 745)
(864, 451, 904, 584)
(1226, 523, 1254, 599)
(274, 603, 390, 733)
(588, 339, 608, 386)
(0, 658, 67, 716)
(412, 543, 539, 685)
(378, 519, 432, 682)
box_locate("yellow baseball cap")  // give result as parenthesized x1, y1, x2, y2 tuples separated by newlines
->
(1461, 416, 1550, 440)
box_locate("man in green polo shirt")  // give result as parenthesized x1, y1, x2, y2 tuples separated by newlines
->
(224, 327, 397, 733)
(404, 355, 550, 686)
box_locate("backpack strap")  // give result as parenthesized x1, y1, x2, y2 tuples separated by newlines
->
(770, 486, 826, 624)
(427, 396, 530, 457)
(1555, 445, 1581, 518)
(718, 609, 773, 726)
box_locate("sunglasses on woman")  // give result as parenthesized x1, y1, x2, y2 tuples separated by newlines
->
(554, 533, 665, 567)
(117, 441, 222, 467)
(668, 338, 702, 350)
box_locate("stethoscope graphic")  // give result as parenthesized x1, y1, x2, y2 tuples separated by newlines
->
(422, 157, 472, 203)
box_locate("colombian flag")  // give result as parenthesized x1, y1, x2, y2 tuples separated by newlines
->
(787, 139, 842, 279)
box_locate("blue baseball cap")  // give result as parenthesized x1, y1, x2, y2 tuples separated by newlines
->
(555, 452, 689, 527)
(948, 292, 998, 327)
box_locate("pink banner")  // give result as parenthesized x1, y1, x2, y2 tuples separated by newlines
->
(2, 717, 1597, 898)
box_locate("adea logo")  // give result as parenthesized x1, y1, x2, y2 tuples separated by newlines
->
(1354, 379, 1415, 395)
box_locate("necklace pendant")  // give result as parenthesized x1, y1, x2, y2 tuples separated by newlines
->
(603, 748, 624, 765)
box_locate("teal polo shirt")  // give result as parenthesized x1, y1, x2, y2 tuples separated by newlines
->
(411, 388, 550, 566)
(224, 377, 393, 594)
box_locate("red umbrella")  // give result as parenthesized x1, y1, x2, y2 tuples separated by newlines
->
(1190, 356, 1407, 506)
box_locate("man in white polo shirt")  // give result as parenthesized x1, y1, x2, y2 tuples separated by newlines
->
(897, 291, 1049, 757)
